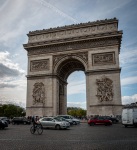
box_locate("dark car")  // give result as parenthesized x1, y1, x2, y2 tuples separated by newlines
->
(88, 116, 112, 126)
(12, 117, 31, 125)
(0, 117, 10, 124)
(0, 120, 8, 129)
(103, 116, 119, 123)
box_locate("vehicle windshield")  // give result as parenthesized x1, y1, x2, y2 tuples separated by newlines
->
(54, 117, 64, 122)
(0, 117, 7, 119)
(70, 116, 74, 119)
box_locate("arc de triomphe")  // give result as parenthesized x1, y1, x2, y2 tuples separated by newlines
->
(23, 18, 123, 117)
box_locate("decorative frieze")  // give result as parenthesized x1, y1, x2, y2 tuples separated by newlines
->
(96, 76, 114, 102)
(30, 59, 49, 71)
(53, 52, 88, 66)
(92, 52, 115, 66)
(28, 38, 119, 55)
(32, 82, 45, 105)
(28, 23, 117, 43)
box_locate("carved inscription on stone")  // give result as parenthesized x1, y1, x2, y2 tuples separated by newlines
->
(92, 52, 115, 66)
(32, 82, 45, 105)
(96, 76, 113, 102)
(30, 59, 49, 71)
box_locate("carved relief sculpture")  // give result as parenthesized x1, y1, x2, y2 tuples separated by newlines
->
(53, 52, 88, 66)
(92, 52, 115, 66)
(30, 59, 49, 71)
(23, 18, 122, 116)
(96, 76, 113, 102)
(27, 37, 120, 56)
(32, 82, 45, 105)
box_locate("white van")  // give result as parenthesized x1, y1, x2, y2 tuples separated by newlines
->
(122, 104, 137, 127)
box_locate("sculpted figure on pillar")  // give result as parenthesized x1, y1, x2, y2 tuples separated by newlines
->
(32, 82, 45, 105)
(96, 76, 114, 102)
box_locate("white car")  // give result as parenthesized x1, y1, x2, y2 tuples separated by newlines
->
(39, 117, 70, 129)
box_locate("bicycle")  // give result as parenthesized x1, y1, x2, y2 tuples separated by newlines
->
(30, 124, 43, 135)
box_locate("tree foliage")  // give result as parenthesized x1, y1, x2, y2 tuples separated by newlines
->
(67, 107, 86, 117)
(0, 104, 26, 118)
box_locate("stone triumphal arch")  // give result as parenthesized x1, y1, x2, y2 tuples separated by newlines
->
(23, 18, 123, 117)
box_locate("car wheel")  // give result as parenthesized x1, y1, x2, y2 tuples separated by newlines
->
(113, 120, 116, 124)
(73, 121, 77, 125)
(23, 122, 26, 125)
(90, 122, 95, 126)
(105, 123, 109, 126)
(125, 125, 128, 128)
(55, 125, 61, 130)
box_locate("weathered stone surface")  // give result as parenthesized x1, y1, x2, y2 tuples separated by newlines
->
(24, 18, 122, 117)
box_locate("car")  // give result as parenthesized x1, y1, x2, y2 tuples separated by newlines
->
(70, 116, 80, 125)
(54, 116, 69, 122)
(12, 117, 31, 125)
(57, 115, 80, 125)
(56, 115, 73, 125)
(88, 116, 112, 126)
(39, 117, 70, 130)
(0, 117, 10, 124)
(0, 120, 8, 129)
(103, 116, 119, 123)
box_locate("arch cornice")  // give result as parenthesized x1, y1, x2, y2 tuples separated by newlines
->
(24, 33, 122, 56)
(24, 33, 122, 55)
(53, 53, 88, 74)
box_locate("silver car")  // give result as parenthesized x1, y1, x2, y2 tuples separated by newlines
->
(57, 115, 80, 125)
(39, 117, 70, 130)
(56, 115, 73, 125)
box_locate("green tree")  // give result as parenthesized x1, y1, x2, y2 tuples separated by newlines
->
(0, 104, 26, 118)
(67, 107, 86, 117)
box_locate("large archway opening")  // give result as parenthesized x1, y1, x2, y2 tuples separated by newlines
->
(56, 58, 86, 114)
(67, 71, 86, 110)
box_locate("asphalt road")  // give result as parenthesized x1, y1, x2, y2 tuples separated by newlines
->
(0, 123, 137, 150)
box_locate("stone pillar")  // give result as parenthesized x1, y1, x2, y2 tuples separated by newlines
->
(59, 82, 67, 115)
(86, 71, 122, 116)
(86, 46, 122, 116)
(26, 76, 57, 117)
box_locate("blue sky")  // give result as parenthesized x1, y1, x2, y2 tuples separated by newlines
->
(0, 0, 137, 109)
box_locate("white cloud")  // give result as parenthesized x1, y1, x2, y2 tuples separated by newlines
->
(0, 98, 26, 108)
(121, 76, 137, 86)
(120, 49, 137, 66)
(36, 0, 78, 23)
(67, 80, 86, 95)
(0, 0, 27, 41)
(122, 94, 137, 105)
(0, 83, 26, 108)
(67, 101, 86, 109)
(0, 51, 25, 78)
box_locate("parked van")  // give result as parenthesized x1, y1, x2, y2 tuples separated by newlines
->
(122, 103, 137, 127)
